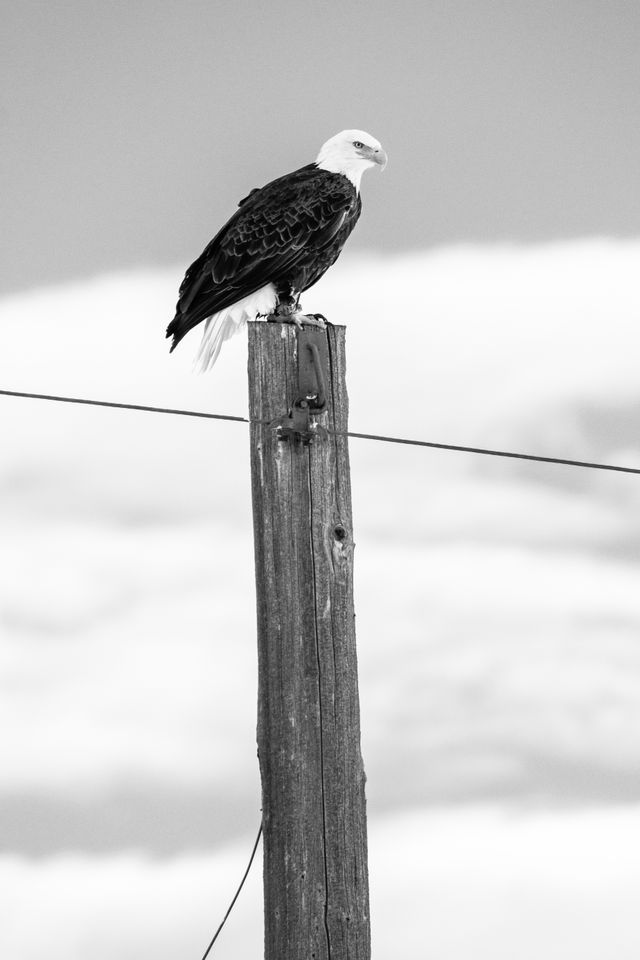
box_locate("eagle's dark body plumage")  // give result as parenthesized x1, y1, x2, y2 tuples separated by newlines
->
(166, 164, 361, 353)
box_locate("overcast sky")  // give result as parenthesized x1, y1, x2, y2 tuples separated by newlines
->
(4, 6, 640, 954)
(3, 241, 640, 960)
(3, 0, 640, 295)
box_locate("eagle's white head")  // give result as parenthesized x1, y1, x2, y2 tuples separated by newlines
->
(315, 129, 387, 190)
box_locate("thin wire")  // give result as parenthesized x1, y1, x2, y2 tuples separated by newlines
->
(341, 429, 640, 475)
(0, 388, 249, 423)
(2, 387, 640, 476)
(200, 821, 263, 960)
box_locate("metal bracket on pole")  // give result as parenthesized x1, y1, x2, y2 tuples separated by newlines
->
(275, 327, 329, 445)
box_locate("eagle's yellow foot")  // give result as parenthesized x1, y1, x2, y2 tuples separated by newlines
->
(292, 312, 327, 329)
(266, 309, 327, 330)
(303, 313, 328, 328)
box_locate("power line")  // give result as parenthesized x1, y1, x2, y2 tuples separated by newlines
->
(1, 386, 640, 476)
(200, 821, 262, 960)
(0, 388, 249, 423)
(341, 429, 640, 475)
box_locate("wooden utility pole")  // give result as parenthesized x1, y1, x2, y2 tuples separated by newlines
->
(248, 321, 370, 960)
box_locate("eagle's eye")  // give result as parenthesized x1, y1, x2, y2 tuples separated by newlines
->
(353, 140, 365, 149)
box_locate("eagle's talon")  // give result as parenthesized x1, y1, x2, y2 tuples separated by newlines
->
(300, 313, 327, 329)
(308, 313, 329, 328)
(269, 310, 327, 330)
(265, 310, 301, 327)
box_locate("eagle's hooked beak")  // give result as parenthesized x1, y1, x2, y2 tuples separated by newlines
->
(373, 147, 388, 170)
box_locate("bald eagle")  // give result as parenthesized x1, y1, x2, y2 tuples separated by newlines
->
(167, 129, 387, 370)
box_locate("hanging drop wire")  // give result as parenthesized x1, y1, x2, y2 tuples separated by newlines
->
(200, 821, 263, 960)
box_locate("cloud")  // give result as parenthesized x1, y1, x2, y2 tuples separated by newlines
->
(3, 806, 640, 960)
(2, 241, 640, 833)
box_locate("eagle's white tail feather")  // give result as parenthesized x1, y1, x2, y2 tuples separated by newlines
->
(194, 283, 277, 372)
(195, 312, 239, 371)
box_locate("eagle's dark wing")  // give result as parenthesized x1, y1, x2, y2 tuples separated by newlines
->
(166, 165, 359, 350)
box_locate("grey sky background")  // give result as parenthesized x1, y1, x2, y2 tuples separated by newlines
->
(4, 5, 640, 956)
(3, 0, 640, 295)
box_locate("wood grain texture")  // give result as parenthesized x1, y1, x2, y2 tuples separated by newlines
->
(248, 322, 370, 960)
